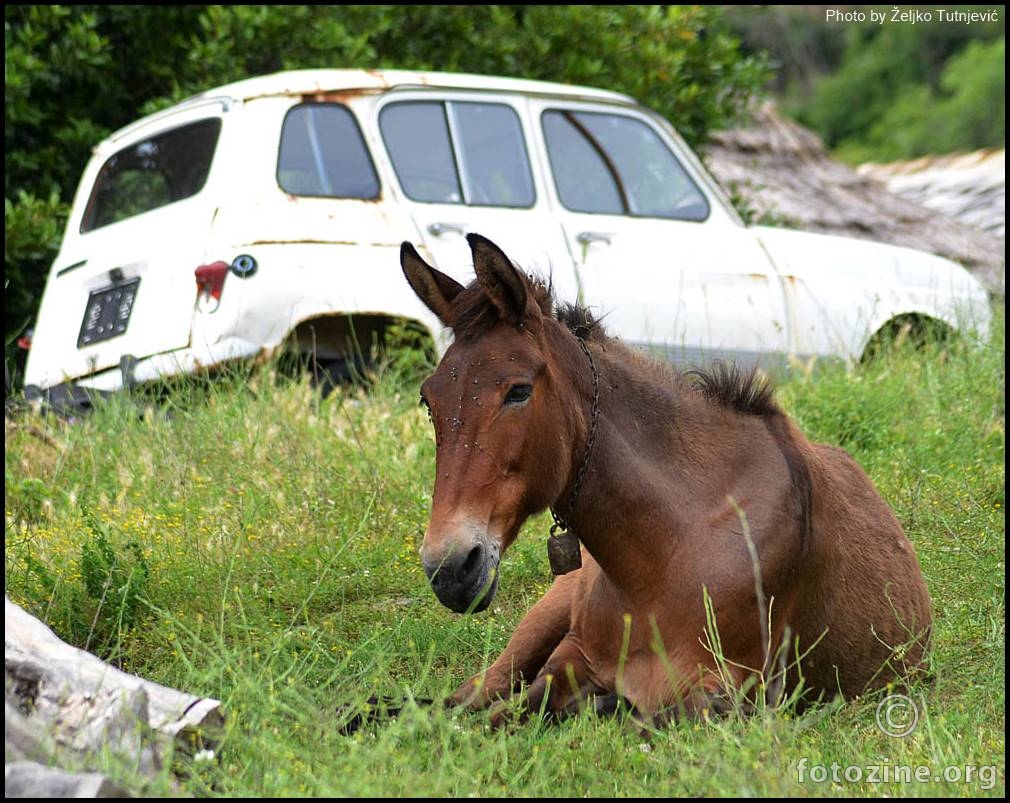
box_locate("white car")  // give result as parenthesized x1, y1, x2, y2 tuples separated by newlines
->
(23, 69, 991, 405)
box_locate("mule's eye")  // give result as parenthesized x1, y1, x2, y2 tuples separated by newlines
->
(503, 384, 533, 406)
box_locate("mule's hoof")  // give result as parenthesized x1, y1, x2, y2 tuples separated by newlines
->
(487, 698, 529, 730)
(450, 681, 483, 709)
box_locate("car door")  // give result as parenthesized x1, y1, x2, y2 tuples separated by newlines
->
(29, 106, 226, 387)
(375, 92, 576, 299)
(530, 100, 791, 367)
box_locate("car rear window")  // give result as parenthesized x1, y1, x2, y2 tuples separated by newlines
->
(380, 101, 535, 208)
(277, 103, 380, 199)
(81, 118, 222, 233)
(541, 110, 709, 221)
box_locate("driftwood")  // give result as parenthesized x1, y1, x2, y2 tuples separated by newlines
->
(704, 103, 1005, 299)
(5, 756, 130, 798)
(4, 597, 223, 797)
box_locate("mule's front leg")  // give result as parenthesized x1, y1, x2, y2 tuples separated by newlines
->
(488, 634, 599, 728)
(452, 571, 578, 709)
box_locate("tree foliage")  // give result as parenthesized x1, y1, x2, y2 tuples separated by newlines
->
(773, 9, 1003, 163)
(849, 36, 1005, 163)
(4, 4, 768, 369)
(724, 6, 1004, 163)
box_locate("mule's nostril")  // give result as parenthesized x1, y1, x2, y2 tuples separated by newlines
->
(462, 543, 483, 578)
(422, 538, 500, 614)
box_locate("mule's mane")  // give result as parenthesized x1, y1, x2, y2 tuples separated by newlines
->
(451, 275, 778, 418)
(449, 275, 555, 342)
(557, 301, 779, 418)
(686, 361, 779, 417)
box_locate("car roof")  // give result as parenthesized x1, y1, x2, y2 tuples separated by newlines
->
(198, 68, 636, 104)
(103, 68, 638, 146)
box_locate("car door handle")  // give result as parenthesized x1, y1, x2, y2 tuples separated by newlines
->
(576, 231, 612, 246)
(427, 222, 467, 237)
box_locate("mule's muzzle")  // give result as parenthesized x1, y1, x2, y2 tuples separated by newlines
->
(422, 538, 500, 614)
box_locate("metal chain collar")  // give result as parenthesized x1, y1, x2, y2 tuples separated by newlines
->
(549, 335, 600, 537)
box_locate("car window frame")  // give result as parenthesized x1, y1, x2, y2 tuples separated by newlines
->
(79, 117, 224, 234)
(276, 101, 382, 201)
(377, 94, 538, 210)
(538, 104, 712, 223)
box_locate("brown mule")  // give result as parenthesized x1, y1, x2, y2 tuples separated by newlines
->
(401, 233, 931, 724)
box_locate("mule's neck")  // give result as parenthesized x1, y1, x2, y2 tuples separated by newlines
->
(554, 337, 737, 601)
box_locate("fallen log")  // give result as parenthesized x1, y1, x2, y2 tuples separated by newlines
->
(5, 597, 223, 797)
(5, 757, 131, 798)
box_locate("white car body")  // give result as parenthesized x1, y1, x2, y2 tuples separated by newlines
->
(24, 69, 991, 395)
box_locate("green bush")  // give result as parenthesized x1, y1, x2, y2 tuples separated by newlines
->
(834, 36, 1005, 163)
(78, 506, 151, 656)
(790, 17, 1004, 163)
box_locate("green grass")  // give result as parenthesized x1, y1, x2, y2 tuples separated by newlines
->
(5, 315, 1004, 797)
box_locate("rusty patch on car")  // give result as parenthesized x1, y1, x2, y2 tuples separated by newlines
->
(247, 239, 400, 248)
(282, 193, 382, 204)
(299, 87, 379, 104)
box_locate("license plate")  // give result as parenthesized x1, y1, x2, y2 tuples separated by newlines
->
(78, 278, 141, 348)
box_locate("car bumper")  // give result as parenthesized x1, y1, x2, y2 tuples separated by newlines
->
(68, 336, 264, 394)
(22, 337, 268, 416)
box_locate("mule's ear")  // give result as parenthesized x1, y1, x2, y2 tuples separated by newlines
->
(467, 233, 528, 327)
(401, 241, 464, 326)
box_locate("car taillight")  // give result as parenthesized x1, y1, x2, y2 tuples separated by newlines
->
(195, 261, 230, 302)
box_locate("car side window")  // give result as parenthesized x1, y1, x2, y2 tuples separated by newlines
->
(379, 102, 462, 203)
(541, 110, 709, 221)
(81, 118, 222, 233)
(278, 104, 380, 199)
(380, 101, 535, 208)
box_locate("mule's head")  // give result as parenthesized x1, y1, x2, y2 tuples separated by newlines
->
(401, 235, 582, 613)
